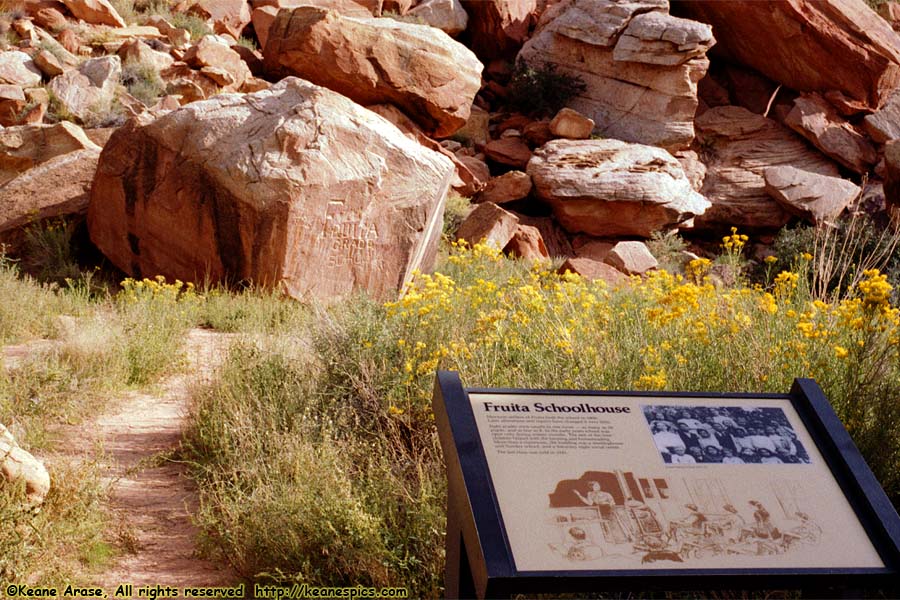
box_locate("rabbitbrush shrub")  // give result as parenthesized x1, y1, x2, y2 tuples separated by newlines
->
(186, 231, 900, 596)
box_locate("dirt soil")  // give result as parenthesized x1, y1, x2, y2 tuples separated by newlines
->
(80, 328, 238, 588)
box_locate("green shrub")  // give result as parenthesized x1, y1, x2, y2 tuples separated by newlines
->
(772, 213, 900, 302)
(441, 192, 472, 240)
(169, 12, 212, 41)
(198, 286, 310, 334)
(506, 60, 587, 117)
(0, 253, 91, 345)
(116, 276, 200, 385)
(0, 458, 111, 584)
(17, 218, 82, 285)
(646, 231, 689, 274)
(121, 58, 165, 106)
(186, 316, 445, 596)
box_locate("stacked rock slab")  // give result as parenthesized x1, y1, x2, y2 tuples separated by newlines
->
(0, 123, 101, 245)
(692, 106, 841, 230)
(763, 166, 860, 226)
(262, 6, 482, 137)
(87, 78, 454, 301)
(676, 0, 900, 111)
(527, 139, 710, 238)
(783, 94, 876, 174)
(517, 0, 714, 151)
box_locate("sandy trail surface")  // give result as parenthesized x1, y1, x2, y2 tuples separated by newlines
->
(75, 328, 238, 589)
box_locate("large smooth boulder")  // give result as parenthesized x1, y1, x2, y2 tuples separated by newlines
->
(676, 0, 900, 110)
(263, 6, 482, 137)
(527, 139, 709, 238)
(87, 78, 455, 301)
(518, 0, 713, 151)
(692, 106, 840, 230)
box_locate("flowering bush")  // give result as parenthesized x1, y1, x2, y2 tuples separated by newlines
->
(188, 239, 900, 596)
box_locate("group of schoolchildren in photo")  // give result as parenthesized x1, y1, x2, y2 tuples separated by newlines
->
(643, 405, 811, 465)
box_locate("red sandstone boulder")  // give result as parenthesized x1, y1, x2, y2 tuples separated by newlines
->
(408, 0, 468, 37)
(527, 139, 710, 238)
(183, 35, 252, 92)
(0, 148, 100, 246)
(518, 0, 714, 151)
(178, 0, 251, 39)
(764, 166, 860, 226)
(263, 6, 482, 137)
(478, 171, 532, 204)
(692, 106, 841, 230)
(783, 93, 877, 175)
(677, 0, 900, 110)
(87, 78, 455, 301)
(558, 257, 626, 285)
(604, 241, 657, 275)
(460, 0, 536, 60)
(504, 224, 548, 261)
(60, 0, 126, 27)
(455, 201, 519, 249)
(0, 86, 26, 127)
(0, 122, 99, 186)
(0, 51, 42, 87)
(484, 138, 532, 168)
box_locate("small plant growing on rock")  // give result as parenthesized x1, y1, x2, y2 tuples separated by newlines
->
(121, 58, 165, 106)
(506, 60, 587, 117)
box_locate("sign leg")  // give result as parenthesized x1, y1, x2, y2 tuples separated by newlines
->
(445, 495, 477, 599)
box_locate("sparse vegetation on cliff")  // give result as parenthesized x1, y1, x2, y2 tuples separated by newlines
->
(506, 60, 587, 117)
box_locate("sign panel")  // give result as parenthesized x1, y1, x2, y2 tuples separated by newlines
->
(435, 373, 900, 598)
(467, 392, 884, 572)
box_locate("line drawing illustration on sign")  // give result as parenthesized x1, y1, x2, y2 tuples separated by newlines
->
(547, 472, 823, 565)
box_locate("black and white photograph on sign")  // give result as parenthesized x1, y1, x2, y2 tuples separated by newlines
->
(641, 404, 812, 465)
(546, 471, 822, 566)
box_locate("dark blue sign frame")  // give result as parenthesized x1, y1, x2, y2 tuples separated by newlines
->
(433, 371, 900, 599)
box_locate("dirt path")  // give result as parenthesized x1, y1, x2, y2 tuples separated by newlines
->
(85, 328, 238, 588)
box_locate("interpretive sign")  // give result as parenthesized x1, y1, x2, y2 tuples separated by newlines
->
(433, 371, 900, 598)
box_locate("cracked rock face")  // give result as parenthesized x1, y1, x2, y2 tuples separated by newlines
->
(517, 0, 714, 151)
(677, 0, 900, 111)
(87, 77, 455, 301)
(526, 138, 710, 238)
(692, 106, 841, 230)
(262, 6, 483, 138)
(764, 166, 860, 226)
